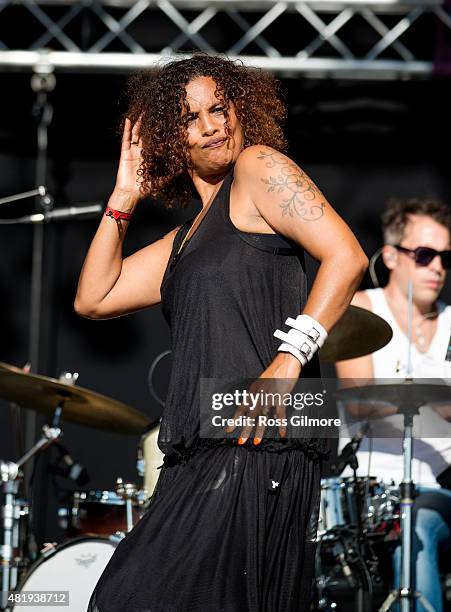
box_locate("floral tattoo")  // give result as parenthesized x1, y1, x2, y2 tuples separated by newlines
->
(257, 150, 325, 221)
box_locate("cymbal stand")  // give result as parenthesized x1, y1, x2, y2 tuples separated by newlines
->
(379, 281, 434, 612)
(115, 479, 137, 534)
(0, 407, 62, 611)
(378, 394, 434, 612)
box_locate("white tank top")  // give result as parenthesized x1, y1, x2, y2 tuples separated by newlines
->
(338, 288, 451, 487)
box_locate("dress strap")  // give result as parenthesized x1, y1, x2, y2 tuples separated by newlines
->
(218, 165, 298, 255)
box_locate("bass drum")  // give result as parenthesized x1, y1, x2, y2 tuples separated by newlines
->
(12, 537, 117, 611)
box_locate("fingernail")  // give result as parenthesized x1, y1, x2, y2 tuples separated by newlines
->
(253, 438, 261, 446)
(238, 437, 246, 445)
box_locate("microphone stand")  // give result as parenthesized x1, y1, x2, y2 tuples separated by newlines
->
(0, 67, 101, 550)
(26, 68, 56, 465)
(0, 69, 58, 521)
(0, 67, 101, 475)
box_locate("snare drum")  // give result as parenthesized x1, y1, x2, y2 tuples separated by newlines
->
(318, 477, 399, 536)
(59, 490, 141, 537)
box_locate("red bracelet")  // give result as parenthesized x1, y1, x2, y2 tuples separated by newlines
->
(105, 206, 133, 221)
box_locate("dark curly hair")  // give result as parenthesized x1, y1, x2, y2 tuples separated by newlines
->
(382, 197, 451, 245)
(123, 54, 287, 207)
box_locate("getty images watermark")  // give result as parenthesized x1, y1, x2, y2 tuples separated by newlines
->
(200, 378, 341, 440)
(199, 377, 451, 440)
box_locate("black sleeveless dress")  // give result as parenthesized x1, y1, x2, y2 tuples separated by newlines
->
(88, 169, 325, 612)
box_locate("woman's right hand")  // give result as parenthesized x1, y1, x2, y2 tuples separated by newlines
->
(113, 116, 144, 206)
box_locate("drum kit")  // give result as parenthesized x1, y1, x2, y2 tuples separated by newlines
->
(315, 380, 451, 612)
(0, 363, 162, 612)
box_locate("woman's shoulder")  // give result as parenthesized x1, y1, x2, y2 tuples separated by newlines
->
(235, 144, 287, 171)
(233, 145, 294, 192)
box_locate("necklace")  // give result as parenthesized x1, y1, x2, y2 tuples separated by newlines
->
(385, 293, 437, 353)
(414, 310, 437, 351)
(176, 181, 223, 257)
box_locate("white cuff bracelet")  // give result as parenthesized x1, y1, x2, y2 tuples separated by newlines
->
(285, 314, 328, 348)
(273, 329, 316, 360)
(277, 342, 308, 366)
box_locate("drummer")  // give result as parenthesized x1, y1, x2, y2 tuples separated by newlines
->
(336, 198, 451, 612)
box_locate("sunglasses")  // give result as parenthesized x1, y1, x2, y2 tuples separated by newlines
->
(394, 245, 451, 269)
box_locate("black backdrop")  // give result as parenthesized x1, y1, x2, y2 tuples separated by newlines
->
(0, 72, 450, 543)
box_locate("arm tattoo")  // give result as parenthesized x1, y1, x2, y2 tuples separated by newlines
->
(257, 150, 325, 221)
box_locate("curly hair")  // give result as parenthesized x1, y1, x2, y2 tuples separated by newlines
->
(123, 54, 287, 207)
(382, 197, 451, 245)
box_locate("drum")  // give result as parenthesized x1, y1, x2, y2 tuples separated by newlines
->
(139, 423, 164, 498)
(364, 482, 400, 537)
(58, 490, 141, 537)
(318, 477, 346, 535)
(11, 537, 117, 611)
(315, 478, 400, 610)
(318, 477, 400, 537)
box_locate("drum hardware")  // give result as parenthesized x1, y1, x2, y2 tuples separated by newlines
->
(58, 372, 79, 386)
(1, 407, 62, 611)
(331, 424, 370, 478)
(336, 378, 451, 612)
(379, 397, 435, 612)
(115, 478, 138, 534)
(48, 441, 89, 487)
(0, 187, 47, 208)
(58, 485, 146, 539)
(318, 373, 451, 611)
(329, 424, 374, 611)
(315, 525, 384, 611)
(318, 477, 400, 541)
(0, 361, 151, 610)
(4, 498, 31, 597)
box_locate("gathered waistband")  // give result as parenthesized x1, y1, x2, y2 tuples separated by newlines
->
(160, 436, 328, 469)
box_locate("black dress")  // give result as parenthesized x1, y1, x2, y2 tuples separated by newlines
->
(88, 168, 326, 612)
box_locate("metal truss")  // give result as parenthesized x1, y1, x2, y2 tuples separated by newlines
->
(0, 0, 450, 78)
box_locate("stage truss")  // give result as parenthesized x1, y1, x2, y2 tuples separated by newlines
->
(0, 0, 450, 78)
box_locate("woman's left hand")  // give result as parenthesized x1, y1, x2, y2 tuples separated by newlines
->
(226, 352, 302, 444)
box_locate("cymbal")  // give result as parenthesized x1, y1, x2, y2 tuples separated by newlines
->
(0, 362, 151, 435)
(336, 380, 451, 409)
(320, 306, 393, 363)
